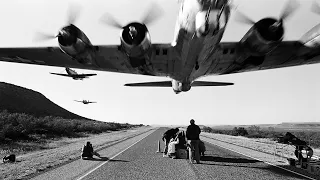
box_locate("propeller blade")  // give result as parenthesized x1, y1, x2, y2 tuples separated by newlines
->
(66, 3, 82, 25)
(311, 1, 320, 15)
(100, 12, 123, 29)
(33, 32, 57, 42)
(228, 3, 238, 11)
(279, 0, 300, 21)
(140, 2, 164, 26)
(233, 10, 255, 25)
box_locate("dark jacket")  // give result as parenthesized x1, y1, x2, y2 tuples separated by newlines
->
(82, 144, 94, 158)
(175, 131, 187, 149)
(186, 124, 201, 140)
(162, 129, 178, 141)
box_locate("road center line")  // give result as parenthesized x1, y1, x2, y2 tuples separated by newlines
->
(76, 130, 154, 180)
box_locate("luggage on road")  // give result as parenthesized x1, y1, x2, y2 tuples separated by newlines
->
(199, 140, 206, 156)
(176, 149, 188, 159)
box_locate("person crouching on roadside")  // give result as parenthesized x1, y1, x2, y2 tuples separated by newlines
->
(162, 128, 180, 157)
(81, 141, 101, 159)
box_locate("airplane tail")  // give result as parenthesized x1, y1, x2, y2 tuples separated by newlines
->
(124, 81, 234, 87)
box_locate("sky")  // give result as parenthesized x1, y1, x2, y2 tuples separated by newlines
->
(0, 0, 319, 126)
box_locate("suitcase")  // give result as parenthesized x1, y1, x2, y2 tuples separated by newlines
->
(176, 149, 188, 159)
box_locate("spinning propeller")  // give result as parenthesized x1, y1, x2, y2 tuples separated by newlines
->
(311, 1, 320, 15)
(299, 1, 320, 42)
(99, 2, 163, 30)
(233, 0, 300, 29)
(33, 3, 82, 42)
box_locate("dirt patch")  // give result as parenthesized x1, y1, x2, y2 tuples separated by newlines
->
(0, 127, 152, 180)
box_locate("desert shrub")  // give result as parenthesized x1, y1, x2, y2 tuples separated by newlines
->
(247, 125, 261, 134)
(202, 126, 213, 133)
(206, 125, 320, 148)
(0, 110, 142, 143)
(232, 127, 248, 136)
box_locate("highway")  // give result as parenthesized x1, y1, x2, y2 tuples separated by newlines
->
(76, 128, 310, 180)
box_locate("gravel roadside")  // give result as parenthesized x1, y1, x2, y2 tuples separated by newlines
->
(200, 132, 320, 180)
(0, 126, 153, 180)
(200, 132, 320, 159)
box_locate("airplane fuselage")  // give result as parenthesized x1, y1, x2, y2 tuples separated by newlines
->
(169, 0, 230, 92)
(66, 67, 85, 80)
(66, 67, 77, 75)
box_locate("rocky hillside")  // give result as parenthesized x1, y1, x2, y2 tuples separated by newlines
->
(0, 82, 86, 119)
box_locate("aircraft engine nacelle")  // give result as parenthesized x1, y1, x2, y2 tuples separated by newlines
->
(120, 22, 151, 59)
(240, 18, 284, 56)
(58, 24, 95, 65)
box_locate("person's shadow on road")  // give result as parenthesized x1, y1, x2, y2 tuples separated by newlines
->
(200, 155, 260, 163)
(82, 156, 128, 162)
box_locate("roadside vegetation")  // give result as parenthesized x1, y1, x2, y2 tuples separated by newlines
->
(0, 110, 143, 154)
(202, 125, 320, 148)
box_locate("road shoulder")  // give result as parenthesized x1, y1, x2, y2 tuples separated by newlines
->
(0, 126, 154, 180)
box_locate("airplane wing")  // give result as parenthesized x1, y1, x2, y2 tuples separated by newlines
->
(78, 73, 97, 77)
(125, 81, 234, 87)
(205, 41, 320, 75)
(50, 72, 97, 78)
(50, 73, 73, 77)
(0, 44, 173, 76)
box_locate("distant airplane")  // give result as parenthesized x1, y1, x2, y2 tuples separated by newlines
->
(50, 67, 97, 80)
(74, 100, 97, 104)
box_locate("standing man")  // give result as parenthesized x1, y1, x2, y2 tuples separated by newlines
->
(186, 119, 201, 164)
(162, 128, 179, 157)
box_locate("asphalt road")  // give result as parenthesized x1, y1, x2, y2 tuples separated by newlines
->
(78, 127, 310, 180)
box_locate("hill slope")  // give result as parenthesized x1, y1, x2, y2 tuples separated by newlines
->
(0, 82, 86, 119)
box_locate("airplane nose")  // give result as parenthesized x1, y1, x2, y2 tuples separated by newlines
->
(181, 83, 191, 92)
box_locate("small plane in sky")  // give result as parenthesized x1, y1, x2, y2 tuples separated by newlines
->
(50, 67, 97, 80)
(1, 0, 320, 94)
(74, 100, 97, 104)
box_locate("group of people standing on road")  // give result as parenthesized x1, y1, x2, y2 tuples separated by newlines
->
(162, 119, 204, 164)
(80, 119, 204, 164)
